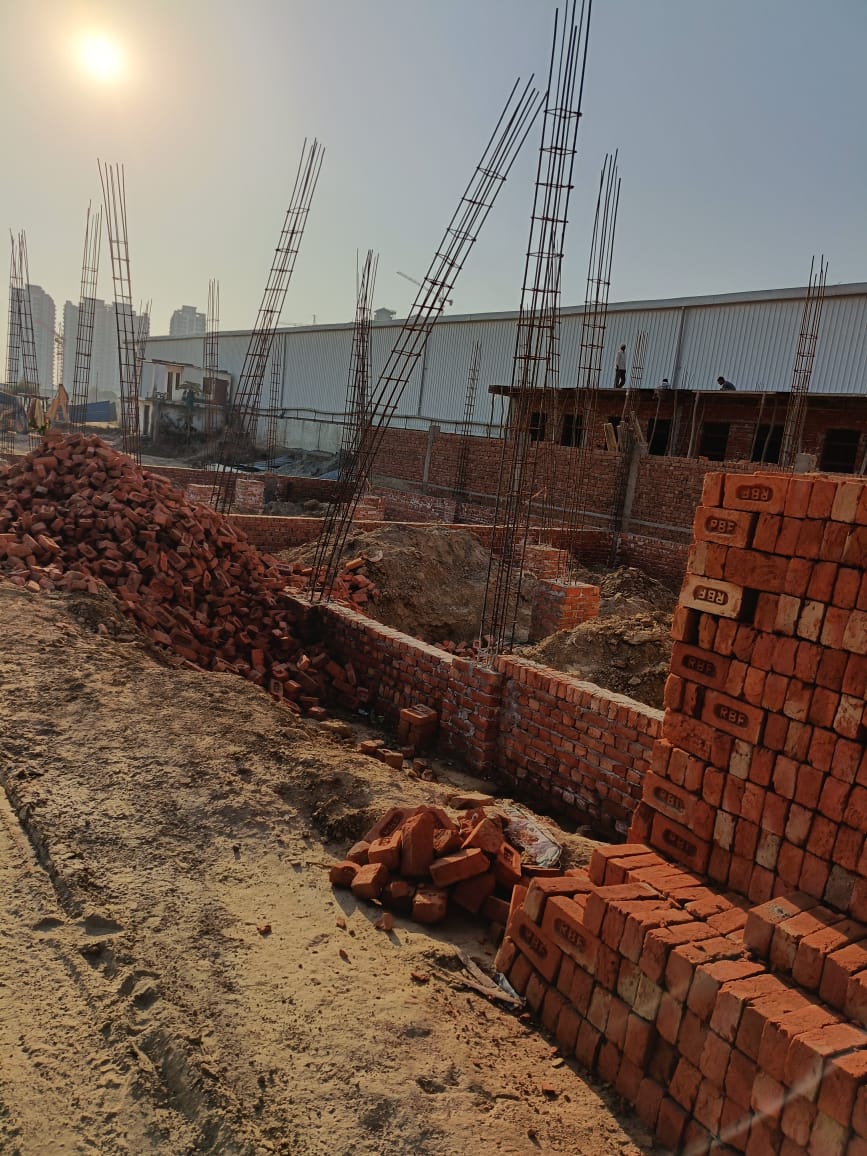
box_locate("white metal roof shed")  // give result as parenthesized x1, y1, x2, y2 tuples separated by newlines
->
(144, 282, 867, 432)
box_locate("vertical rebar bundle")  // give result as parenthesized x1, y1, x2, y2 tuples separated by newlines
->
(211, 139, 324, 512)
(453, 340, 482, 523)
(480, 2, 592, 653)
(2, 244, 22, 454)
(13, 233, 41, 395)
(780, 256, 828, 469)
(71, 203, 102, 433)
(556, 151, 620, 578)
(265, 335, 285, 468)
(310, 251, 379, 580)
(310, 77, 542, 600)
(98, 161, 141, 462)
(134, 300, 150, 392)
(5, 243, 22, 389)
(203, 278, 220, 439)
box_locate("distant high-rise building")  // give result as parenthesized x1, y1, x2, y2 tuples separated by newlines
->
(62, 299, 149, 401)
(7, 284, 55, 388)
(169, 305, 206, 338)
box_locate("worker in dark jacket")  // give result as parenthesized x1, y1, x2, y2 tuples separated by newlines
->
(717, 376, 736, 391)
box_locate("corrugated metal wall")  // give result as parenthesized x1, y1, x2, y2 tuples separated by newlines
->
(145, 286, 867, 432)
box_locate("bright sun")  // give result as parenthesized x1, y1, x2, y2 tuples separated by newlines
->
(78, 34, 124, 82)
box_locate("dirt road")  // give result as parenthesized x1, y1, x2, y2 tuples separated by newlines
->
(0, 582, 655, 1154)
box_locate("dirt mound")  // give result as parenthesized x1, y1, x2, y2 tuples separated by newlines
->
(518, 607, 672, 709)
(285, 524, 540, 643)
(514, 566, 675, 708)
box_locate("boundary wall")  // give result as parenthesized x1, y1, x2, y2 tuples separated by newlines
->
(313, 601, 662, 840)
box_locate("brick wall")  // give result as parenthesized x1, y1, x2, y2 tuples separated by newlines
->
(145, 464, 339, 505)
(315, 600, 662, 838)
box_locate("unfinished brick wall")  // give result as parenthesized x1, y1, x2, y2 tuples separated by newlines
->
(315, 601, 661, 838)
(497, 469, 867, 1155)
(146, 464, 339, 505)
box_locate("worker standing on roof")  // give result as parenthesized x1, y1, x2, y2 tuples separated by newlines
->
(717, 376, 736, 391)
(614, 344, 627, 389)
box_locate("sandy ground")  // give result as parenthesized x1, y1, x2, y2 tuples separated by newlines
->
(0, 581, 658, 1155)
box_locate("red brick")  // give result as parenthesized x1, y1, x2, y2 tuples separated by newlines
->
(649, 813, 710, 872)
(681, 575, 745, 619)
(452, 870, 496, 914)
(744, 893, 819, 958)
(367, 830, 402, 871)
(399, 810, 436, 878)
(670, 1057, 702, 1111)
(818, 1047, 867, 1128)
(710, 973, 788, 1043)
(541, 895, 600, 971)
(808, 1110, 850, 1156)
(703, 689, 765, 745)
(634, 1077, 663, 1131)
(507, 908, 563, 982)
(784, 1023, 867, 1099)
(780, 1095, 817, 1147)
(820, 940, 867, 1010)
(688, 958, 765, 1020)
(751, 1070, 786, 1121)
(349, 861, 389, 900)
(656, 1097, 687, 1151)
(623, 1012, 656, 1066)
(794, 920, 867, 989)
(573, 1019, 600, 1070)
(695, 505, 756, 547)
(429, 847, 488, 887)
(724, 473, 790, 515)
(524, 875, 593, 924)
(412, 885, 448, 924)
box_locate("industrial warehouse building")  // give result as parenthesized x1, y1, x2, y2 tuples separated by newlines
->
(145, 281, 867, 463)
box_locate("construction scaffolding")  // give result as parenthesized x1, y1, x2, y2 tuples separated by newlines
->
(98, 161, 141, 462)
(211, 139, 324, 513)
(452, 340, 482, 523)
(71, 203, 102, 434)
(480, 0, 591, 653)
(780, 256, 828, 469)
(309, 76, 542, 601)
(556, 150, 620, 579)
(203, 279, 220, 439)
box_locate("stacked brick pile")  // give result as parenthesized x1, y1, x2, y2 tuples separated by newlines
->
(632, 470, 866, 909)
(330, 803, 524, 927)
(494, 471, 867, 1153)
(0, 433, 340, 713)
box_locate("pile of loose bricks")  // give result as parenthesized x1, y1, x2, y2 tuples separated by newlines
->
(0, 433, 367, 715)
(493, 471, 867, 1155)
(330, 802, 527, 927)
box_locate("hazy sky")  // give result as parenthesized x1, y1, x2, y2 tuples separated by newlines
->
(2, 0, 865, 342)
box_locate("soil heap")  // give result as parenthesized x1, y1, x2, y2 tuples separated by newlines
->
(518, 567, 677, 709)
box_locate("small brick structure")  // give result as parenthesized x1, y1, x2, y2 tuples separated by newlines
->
(529, 579, 601, 642)
(522, 543, 564, 580)
(495, 469, 867, 1154)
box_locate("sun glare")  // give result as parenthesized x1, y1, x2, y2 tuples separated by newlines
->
(78, 34, 124, 82)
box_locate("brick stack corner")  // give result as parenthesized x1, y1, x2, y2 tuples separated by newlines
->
(499, 470, 867, 1154)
